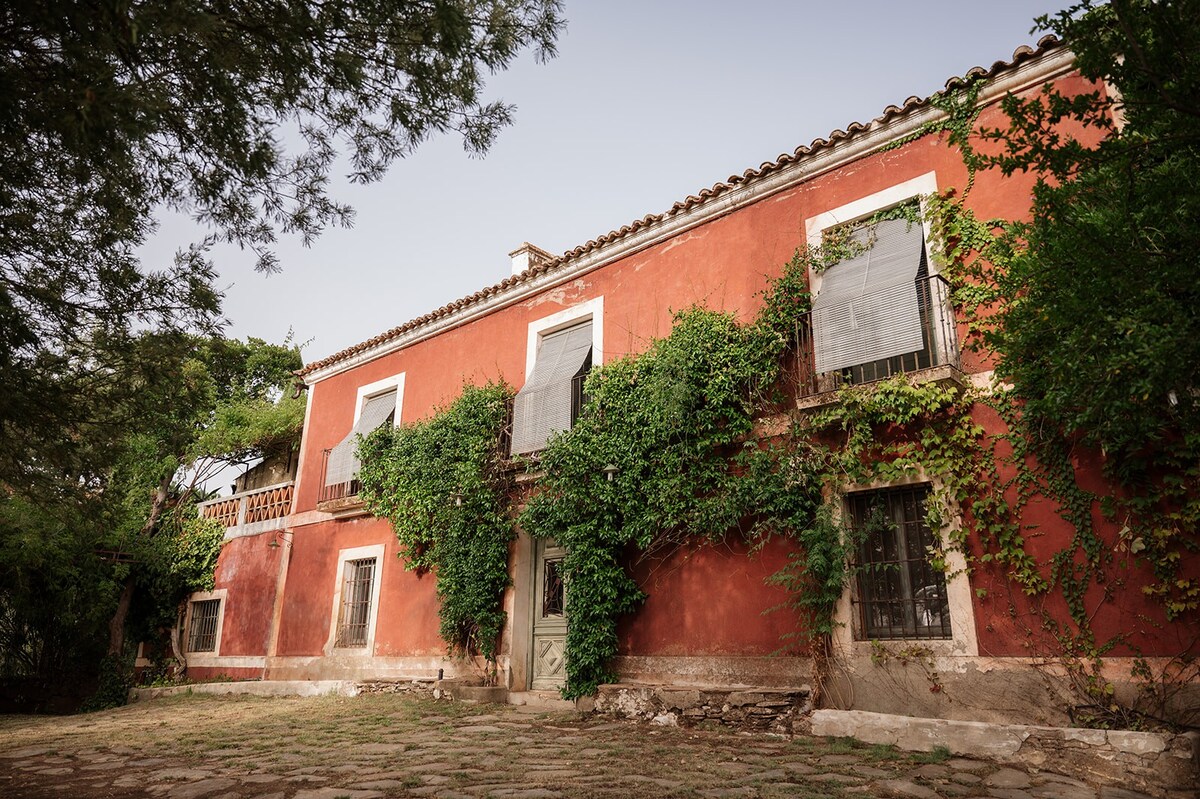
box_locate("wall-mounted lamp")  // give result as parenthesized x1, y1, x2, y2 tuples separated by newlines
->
(601, 463, 619, 482)
(449, 491, 464, 507)
(267, 531, 292, 549)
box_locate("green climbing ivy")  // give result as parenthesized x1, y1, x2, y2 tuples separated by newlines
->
(519, 306, 824, 698)
(358, 382, 515, 670)
(351, 67, 1193, 719)
(921, 127, 1196, 626)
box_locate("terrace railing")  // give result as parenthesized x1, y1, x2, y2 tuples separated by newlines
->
(791, 273, 961, 399)
(198, 481, 294, 532)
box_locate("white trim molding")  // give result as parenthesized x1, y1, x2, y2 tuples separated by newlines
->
(524, 296, 604, 379)
(804, 171, 940, 298)
(325, 544, 386, 657)
(353, 372, 406, 427)
(183, 588, 228, 660)
(301, 48, 1077, 386)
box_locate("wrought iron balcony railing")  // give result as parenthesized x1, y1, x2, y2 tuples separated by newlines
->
(318, 448, 361, 504)
(791, 274, 961, 398)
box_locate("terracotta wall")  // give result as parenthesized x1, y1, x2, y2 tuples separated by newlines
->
(618, 536, 805, 658)
(273, 68, 1193, 671)
(212, 534, 282, 656)
(272, 517, 444, 657)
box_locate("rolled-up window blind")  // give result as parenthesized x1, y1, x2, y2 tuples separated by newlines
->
(511, 322, 593, 455)
(812, 217, 927, 374)
(324, 390, 396, 487)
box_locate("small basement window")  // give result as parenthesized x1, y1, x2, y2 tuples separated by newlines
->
(186, 599, 221, 653)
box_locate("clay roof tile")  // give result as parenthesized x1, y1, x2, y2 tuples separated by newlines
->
(299, 37, 1064, 378)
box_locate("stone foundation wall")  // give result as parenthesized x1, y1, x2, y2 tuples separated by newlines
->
(592, 684, 812, 736)
(430, 679, 509, 704)
(811, 709, 1200, 799)
(356, 679, 436, 699)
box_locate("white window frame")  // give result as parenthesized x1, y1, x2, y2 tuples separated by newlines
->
(320, 372, 405, 497)
(353, 372, 405, 428)
(325, 544, 385, 655)
(804, 172, 960, 384)
(804, 172, 939, 299)
(183, 589, 227, 657)
(831, 473, 978, 657)
(524, 296, 604, 379)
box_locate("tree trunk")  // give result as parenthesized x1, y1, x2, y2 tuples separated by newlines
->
(106, 576, 136, 657)
(106, 474, 173, 657)
(168, 603, 187, 680)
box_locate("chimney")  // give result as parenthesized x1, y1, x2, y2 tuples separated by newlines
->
(509, 242, 554, 276)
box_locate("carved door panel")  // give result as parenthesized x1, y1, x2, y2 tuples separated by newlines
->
(530, 540, 567, 691)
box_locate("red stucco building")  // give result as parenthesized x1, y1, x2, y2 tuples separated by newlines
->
(185, 37, 1197, 727)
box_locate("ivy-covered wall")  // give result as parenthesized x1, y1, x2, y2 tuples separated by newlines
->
(237, 51, 1199, 729)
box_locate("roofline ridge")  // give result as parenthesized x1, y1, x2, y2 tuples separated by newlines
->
(299, 36, 1066, 381)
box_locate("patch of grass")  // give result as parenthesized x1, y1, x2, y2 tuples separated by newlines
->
(864, 743, 901, 761)
(909, 745, 952, 764)
(824, 736, 858, 754)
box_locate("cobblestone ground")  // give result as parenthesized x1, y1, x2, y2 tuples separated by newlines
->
(0, 693, 1157, 799)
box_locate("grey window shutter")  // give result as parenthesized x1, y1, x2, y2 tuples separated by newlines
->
(811, 217, 927, 374)
(324, 389, 396, 487)
(511, 322, 593, 455)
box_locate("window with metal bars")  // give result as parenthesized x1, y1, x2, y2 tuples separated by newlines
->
(849, 485, 952, 641)
(335, 558, 377, 648)
(542, 558, 565, 617)
(186, 599, 221, 652)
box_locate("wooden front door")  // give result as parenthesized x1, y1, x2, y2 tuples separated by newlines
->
(530, 539, 567, 691)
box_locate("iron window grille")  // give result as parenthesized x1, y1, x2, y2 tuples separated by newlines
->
(186, 599, 221, 652)
(849, 485, 952, 641)
(542, 558, 565, 618)
(335, 558, 377, 648)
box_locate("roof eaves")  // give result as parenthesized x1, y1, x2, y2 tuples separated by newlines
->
(299, 36, 1062, 379)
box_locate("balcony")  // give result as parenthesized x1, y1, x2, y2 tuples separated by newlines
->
(791, 274, 963, 409)
(198, 481, 294, 538)
(317, 448, 368, 516)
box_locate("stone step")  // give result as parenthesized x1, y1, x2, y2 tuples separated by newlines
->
(508, 690, 575, 712)
(593, 683, 812, 733)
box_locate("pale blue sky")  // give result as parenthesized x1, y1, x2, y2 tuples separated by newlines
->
(141, 1, 1065, 364)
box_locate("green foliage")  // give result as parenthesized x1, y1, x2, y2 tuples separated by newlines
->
(765, 506, 858, 643)
(133, 514, 226, 641)
(923, 1, 1200, 619)
(0, 3, 564, 671)
(80, 652, 134, 713)
(0, 496, 118, 681)
(520, 307, 824, 698)
(0, 333, 301, 696)
(358, 382, 515, 665)
(189, 394, 305, 466)
(757, 249, 813, 342)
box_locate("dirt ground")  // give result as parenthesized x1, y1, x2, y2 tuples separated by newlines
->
(0, 692, 1154, 799)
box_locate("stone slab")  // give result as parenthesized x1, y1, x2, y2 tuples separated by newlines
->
(130, 680, 358, 700)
